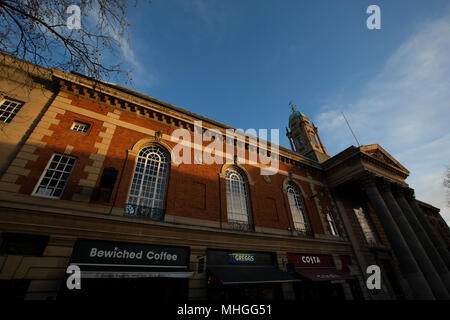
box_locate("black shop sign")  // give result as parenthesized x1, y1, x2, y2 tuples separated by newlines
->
(70, 239, 189, 268)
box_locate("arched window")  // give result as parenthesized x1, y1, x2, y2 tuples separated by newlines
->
(125, 145, 170, 220)
(225, 168, 252, 231)
(286, 182, 311, 234)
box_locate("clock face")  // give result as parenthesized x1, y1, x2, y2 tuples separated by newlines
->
(296, 136, 303, 146)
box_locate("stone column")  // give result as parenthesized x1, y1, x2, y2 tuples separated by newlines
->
(405, 189, 450, 271)
(360, 173, 434, 300)
(379, 181, 449, 299)
(393, 186, 450, 294)
(331, 192, 373, 300)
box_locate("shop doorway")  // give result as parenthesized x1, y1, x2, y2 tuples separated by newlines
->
(207, 281, 283, 301)
(59, 276, 188, 300)
(293, 280, 345, 300)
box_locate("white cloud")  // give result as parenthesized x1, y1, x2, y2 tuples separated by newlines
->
(86, 7, 142, 72)
(316, 13, 450, 226)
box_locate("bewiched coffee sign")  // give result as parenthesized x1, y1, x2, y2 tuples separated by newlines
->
(71, 239, 189, 268)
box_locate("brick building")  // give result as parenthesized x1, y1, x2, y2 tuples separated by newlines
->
(1, 54, 449, 300)
(417, 201, 450, 252)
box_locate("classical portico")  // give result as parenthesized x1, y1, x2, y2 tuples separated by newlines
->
(323, 144, 450, 300)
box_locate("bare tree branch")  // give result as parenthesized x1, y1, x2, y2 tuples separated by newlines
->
(0, 0, 149, 84)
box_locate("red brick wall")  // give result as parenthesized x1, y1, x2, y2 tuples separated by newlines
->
(15, 92, 334, 234)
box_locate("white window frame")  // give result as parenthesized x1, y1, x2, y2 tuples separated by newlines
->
(70, 121, 90, 133)
(0, 98, 24, 124)
(225, 168, 252, 229)
(311, 134, 319, 146)
(326, 210, 340, 237)
(286, 182, 311, 233)
(354, 207, 380, 245)
(125, 145, 170, 220)
(32, 153, 77, 199)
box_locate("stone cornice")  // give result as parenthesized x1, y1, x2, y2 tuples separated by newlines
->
(323, 146, 409, 184)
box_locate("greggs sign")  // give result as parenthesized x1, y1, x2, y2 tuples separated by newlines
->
(228, 253, 256, 264)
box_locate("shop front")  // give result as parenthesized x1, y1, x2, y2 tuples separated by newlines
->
(287, 253, 357, 300)
(59, 239, 193, 300)
(206, 250, 299, 301)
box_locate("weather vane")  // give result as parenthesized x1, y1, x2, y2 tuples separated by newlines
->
(288, 100, 297, 113)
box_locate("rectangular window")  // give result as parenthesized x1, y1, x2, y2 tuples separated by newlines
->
(354, 207, 380, 246)
(71, 121, 90, 133)
(0, 99, 24, 123)
(326, 211, 339, 236)
(311, 134, 319, 146)
(33, 153, 76, 199)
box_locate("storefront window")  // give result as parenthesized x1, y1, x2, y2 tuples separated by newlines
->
(126, 145, 170, 220)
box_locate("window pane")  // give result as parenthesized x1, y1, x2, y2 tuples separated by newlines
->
(354, 207, 380, 245)
(126, 146, 169, 220)
(287, 183, 310, 233)
(33, 154, 76, 199)
(0, 99, 24, 123)
(225, 168, 251, 230)
(326, 211, 339, 236)
(71, 121, 90, 133)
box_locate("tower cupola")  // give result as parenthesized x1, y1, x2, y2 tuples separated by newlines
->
(286, 102, 330, 163)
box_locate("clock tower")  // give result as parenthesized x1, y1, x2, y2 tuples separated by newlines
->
(286, 103, 330, 163)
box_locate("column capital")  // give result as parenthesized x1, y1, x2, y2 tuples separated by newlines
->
(359, 171, 377, 189)
(377, 179, 393, 193)
(391, 184, 407, 198)
(404, 188, 416, 200)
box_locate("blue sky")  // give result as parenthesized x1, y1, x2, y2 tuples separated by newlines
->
(108, 0, 450, 224)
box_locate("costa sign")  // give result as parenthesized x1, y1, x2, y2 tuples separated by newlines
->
(287, 253, 334, 268)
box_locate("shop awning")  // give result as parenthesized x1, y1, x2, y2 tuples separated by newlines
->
(294, 268, 357, 282)
(81, 271, 194, 279)
(207, 266, 300, 285)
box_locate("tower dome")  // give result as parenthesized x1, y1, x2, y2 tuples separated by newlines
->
(288, 104, 307, 123)
(289, 110, 307, 122)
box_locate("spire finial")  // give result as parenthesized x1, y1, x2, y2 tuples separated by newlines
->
(289, 100, 297, 113)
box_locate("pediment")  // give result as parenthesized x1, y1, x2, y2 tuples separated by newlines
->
(360, 144, 409, 174)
